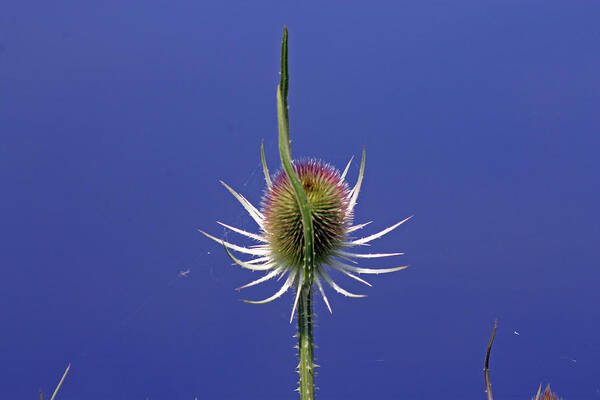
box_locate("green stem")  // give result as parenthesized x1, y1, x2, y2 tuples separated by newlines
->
(297, 285, 315, 400)
(276, 26, 315, 285)
(276, 26, 317, 400)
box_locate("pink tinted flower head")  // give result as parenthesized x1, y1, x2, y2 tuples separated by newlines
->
(200, 149, 411, 322)
(263, 159, 350, 268)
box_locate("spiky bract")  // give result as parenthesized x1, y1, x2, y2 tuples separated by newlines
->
(200, 149, 411, 321)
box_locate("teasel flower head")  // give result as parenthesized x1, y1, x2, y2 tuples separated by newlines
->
(200, 146, 411, 322)
(264, 159, 350, 268)
(532, 385, 563, 400)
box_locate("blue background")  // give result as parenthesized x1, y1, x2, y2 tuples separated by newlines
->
(2, 1, 599, 399)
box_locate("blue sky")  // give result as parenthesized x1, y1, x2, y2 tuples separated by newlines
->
(1, 1, 599, 399)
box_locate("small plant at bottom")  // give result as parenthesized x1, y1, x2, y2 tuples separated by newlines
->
(484, 321, 564, 400)
(39, 363, 70, 400)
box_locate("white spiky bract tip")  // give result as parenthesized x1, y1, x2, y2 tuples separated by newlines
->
(201, 151, 410, 323)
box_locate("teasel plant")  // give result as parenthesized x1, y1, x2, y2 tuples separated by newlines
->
(200, 27, 410, 400)
(39, 363, 70, 400)
(484, 321, 563, 400)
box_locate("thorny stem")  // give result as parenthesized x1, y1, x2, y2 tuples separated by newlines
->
(484, 320, 497, 400)
(276, 26, 317, 400)
(484, 321, 546, 400)
(297, 285, 315, 400)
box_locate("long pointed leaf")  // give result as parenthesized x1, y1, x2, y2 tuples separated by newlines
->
(49, 363, 70, 400)
(348, 216, 412, 245)
(340, 156, 354, 181)
(199, 230, 269, 256)
(330, 259, 408, 275)
(336, 250, 404, 259)
(261, 141, 272, 188)
(237, 267, 283, 290)
(314, 275, 332, 313)
(277, 26, 315, 286)
(243, 269, 297, 304)
(328, 263, 372, 286)
(216, 221, 266, 242)
(319, 268, 366, 298)
(348, 147, 365, 213)
(223, 245, 276, 271)
(290, 270, 304, 322)
(219, 181, 263, 226)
